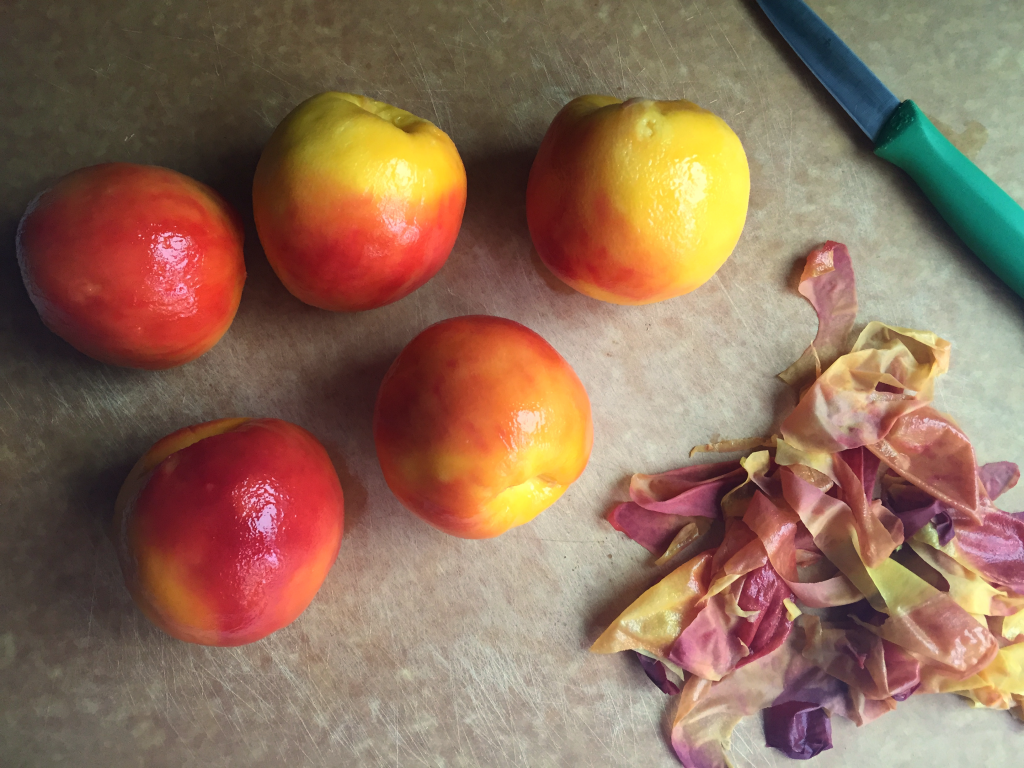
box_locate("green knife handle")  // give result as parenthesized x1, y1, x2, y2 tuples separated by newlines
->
(874, 100, 1024, 300)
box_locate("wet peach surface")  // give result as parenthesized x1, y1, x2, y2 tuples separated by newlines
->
(253, 92, 467, 311)
(17, 163, 245, 368)
(114, 418, 344, 646)
(374, 315, 592, 538)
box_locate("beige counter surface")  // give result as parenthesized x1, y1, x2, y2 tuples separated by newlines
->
(2, 1, 1023, 766)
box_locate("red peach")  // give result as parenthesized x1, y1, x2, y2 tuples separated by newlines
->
(113, 418, 344, 646)
(17, 163, 246, 369)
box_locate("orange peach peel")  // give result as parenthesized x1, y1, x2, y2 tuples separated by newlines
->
(592, 242, 1024, 766)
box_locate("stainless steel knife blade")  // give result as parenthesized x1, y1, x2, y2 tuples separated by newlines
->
(755, 0, 901, 143)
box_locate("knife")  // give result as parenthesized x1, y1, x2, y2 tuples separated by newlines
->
(755, 0, 1024, 300)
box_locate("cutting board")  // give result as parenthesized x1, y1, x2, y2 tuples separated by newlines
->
(2, 1, 1023, 766)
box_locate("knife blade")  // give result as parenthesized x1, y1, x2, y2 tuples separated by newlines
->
(756, 0, 1024, 301)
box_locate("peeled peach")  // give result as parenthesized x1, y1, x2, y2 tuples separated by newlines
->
(252, 92, 467, 311)
(526, 95, 750, 304)
(374, 315, 593, 539)
(17, 163, 246, 368)
(113, 418, 344, 646)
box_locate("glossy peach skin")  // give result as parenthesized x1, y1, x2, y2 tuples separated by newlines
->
(252, 92, 467, 312)
(16, 163, 246, 369)
(374, 316, 593, 539)
(526, 96, 750, 305)
(113, 418, 344, 646)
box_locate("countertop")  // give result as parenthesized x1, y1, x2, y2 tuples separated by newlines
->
(2, 1, 1023, 766)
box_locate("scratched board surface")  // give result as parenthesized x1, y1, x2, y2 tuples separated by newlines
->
(2, 0, 1023, 766)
